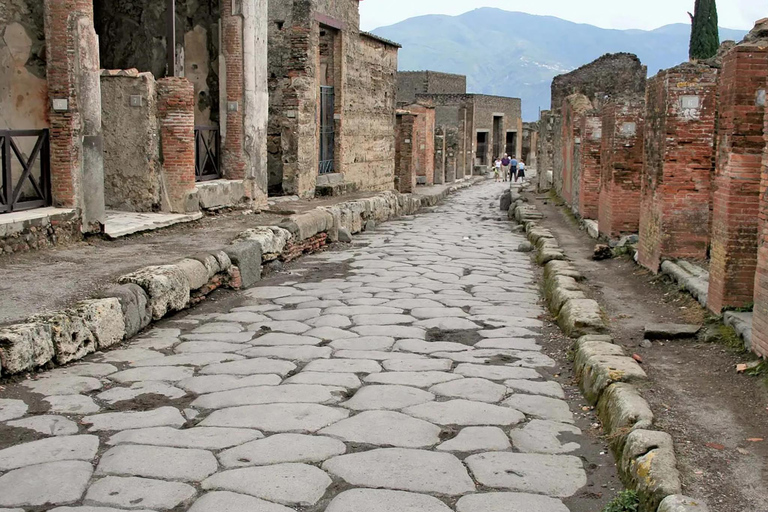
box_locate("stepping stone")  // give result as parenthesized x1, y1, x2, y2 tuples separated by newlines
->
(201, 404, 349, 432)
(437, 426, 511, 452)
(97, 381, 186, 403)
(247, 321, 311, 334)
(383, 358, 453, 372)
(218, 433, 346, 467)
(305, 327, 358, 340)
(132, 353, 244, 367)
(202, 463, 331, 507)
(199, 358, 296, 377)
(341, 385, 434, 411)
(465, 452, 586, 497)
(455, 492, 569, 512)
(323, 448, 475, 496)
(174, 342, 244, 353)
(192, 384, 344, 409)
(364, 371, 462, 388)
(107, 426, 263, 450)
(238, 346, 332, 361)
(284, 372, 361, 389)
(505, 380, 565, 399)
(23, 376, 102, 396)
(430, 378, 507, 403)
(304, 359, 382, 374)
(330, 336, 395, 351)
(509, 420, 581, 454)
(188, 491, 295, 512)
(44, 395, 100, 414)
(84, 476, 196, 510)
(0, 399, 27, 422)
(502, 395, 574, 423)
(404, 400, 525, 427)
(416, 318, 480, 330)
(319, 410, 441, 448)
(97, 444, 218, 482)
(109, 366, 194, 383)
(394, 339, 470, 354)
(0, 461, 93, 507)
(326, 489, 453, 512)
(7, 415, 78, 436)
(84, 407, 185, 431)
(0, 435, 99, 471)
(644, 323, 701, 339)
(178, 374, 282, 394)
(352, 325, 427, 339)
(181, 332, 255, 343)
(335, 350, 423, 361)
(192, 323, 244, 334)
(454, 364, 540, 381)
(475, 338, 541, 351)
(217, 312, 271, 323)
(250, 333, 323, 346)
(265, 309, 321, 322)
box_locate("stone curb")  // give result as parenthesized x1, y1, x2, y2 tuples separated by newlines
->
(0, 178, 483, 379)
(505, 190, 708, 512)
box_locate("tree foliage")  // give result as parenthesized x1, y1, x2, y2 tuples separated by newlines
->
(689, 0, 720, 60)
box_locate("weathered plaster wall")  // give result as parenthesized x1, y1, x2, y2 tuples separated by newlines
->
(472, 94, 522, 165)
(397, 71, 467, 105)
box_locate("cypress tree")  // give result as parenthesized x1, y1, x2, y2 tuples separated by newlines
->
(689, 0, 720, 60)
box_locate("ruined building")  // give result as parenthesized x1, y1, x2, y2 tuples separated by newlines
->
(267, 0, 400, 198)
(397, 71, 523, 183)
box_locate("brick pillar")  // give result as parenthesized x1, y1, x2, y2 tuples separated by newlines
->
(638, 65, 718, 272)
(598, 98, 645, 238)
(752, 100, 768, 357)
(561, 94, 591, 207)
(578, 112, 602, 219)
(707, 45, 768, 314)
(157, 78, 197, 213)
(395, 113, 416, 193)
(220, 0, 246, 181)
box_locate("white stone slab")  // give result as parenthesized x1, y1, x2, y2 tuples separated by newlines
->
(341, 385, 434, 411)
(84, 476, 196, 510)
(199, 358, 296, 376)
(326, 489, 453, 512)
(6, 415, 78, 436)
(454, 364, 540, 381)
(0, 399, 27, 422)
(303, 358, 382, 374)
(320, 410, 441, 448)
(403, 400, 525, 427)
(178, 374, 282, 394)
(0, 461, 93, 507)
(364, 371, 462, 388)
(107, 426, 263, 450)
(218, 433, 346, 467)
(83, 406, 185, 431)
(188, 491, 295, 512)
(430, 378, 507, 403)
(284, 372, 361, 389)
(96, 444, 218, 482)
(192, 384, 344, 409)
(0, 435, 99, 471)
(455, 492, 569, 512)
(200, 404, 350, 432)
(437, 426, 511, 453)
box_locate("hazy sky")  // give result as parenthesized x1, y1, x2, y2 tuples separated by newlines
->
(359, 0, 764, 32)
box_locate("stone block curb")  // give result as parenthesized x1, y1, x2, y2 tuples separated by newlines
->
(0, 178, 483, 378)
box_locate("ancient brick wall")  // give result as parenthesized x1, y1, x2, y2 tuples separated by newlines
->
(752, 100, 768, 358)
(221, 0, 245, 181)
(707, 45, 768, 314)
(598, 98, 645, 238)
(560, 94, 591, 206)
(637, 64, 718, 272)
(403, 104, 436, 185)
(578, 113, 602, 219)
(157, 77, 197, 213)
(395, 113, 416, 193)
(397, 71, 466, 105)
(536, 110, 556, 191)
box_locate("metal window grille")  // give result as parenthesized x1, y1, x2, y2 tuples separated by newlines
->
(319, 86, 335, 175)
(0, 129, 51, 214)
(194, 126, 221, 182)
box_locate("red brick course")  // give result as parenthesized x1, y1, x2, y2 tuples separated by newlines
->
(221, 2, 246, 181)
(157, 78, 197, 212)
(578, 113, 602, 219)
(707, 46, 768, 313)
(598, 98, 645, 238)
(638, 65, 718, 272)
(753, 102, 768, 358)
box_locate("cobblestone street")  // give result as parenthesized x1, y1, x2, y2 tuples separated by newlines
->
(0, 182, 592, 511)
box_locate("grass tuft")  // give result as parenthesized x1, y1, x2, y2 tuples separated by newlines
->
(602, 490, 640, 512)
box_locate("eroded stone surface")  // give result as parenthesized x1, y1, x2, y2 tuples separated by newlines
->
(0, 461, 93, 507)
(342, 385, 434, 411)
(326, 489, 453, 512)
(84, 407, 185, 431)
(188, 491, 295, 512)
(96, 444, 219, 481)
(6, 415, 78, 436)
(430, 378, 507, 403)
(437, 426, 511, 452)
(218, 433, 346, 467)
(320, 410, 441, 448)
(455, 492, 570, 512)
(0, 399, 28, 422)
(201, 404, 350, 432)
(84, 476, 196, 510)
(404, 400, 525, 426)
(107, 426, 263, 450)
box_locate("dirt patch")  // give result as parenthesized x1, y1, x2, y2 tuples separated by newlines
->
(529, 193, 768, 512)
(426, 328, 482, 346)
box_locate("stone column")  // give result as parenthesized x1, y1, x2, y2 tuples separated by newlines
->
(395, 113, 416, 193)
(707, 45, 768, 314)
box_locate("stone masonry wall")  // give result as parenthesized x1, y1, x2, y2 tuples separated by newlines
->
(561, 94, 591, 206)
(707, 45, 768, 313)
(598, 98, 645, 238)
(395, 113, 416, 193)
(404, 103, 436, 185)
(752, 100, 768, 358)
(638, 64, 719, 273)
(578, 112, 602, 219)
(397, 71, 467, 105)
(536, 110, 556, 191)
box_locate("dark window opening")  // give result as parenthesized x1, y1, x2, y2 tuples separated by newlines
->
(476, 132, 488, 166)
(506, 132, 518, 158)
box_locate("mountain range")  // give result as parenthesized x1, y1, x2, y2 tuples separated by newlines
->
(371, 8, 748, 120)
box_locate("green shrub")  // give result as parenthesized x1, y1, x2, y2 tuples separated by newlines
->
(603, 490, 640, 512)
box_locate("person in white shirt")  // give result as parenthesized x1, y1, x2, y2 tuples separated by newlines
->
(494, 157, 502, 182)
(515, 161, 526, 182)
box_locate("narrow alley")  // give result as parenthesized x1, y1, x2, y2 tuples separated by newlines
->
(0, 182, 615, 511)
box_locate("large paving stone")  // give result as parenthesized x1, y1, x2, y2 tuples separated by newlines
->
(96, 444, 218, 482)
(192, 384, 343, 409)
(329, 336, 395, 351)
(326, 489, 453, 512)
(304, 358, 382, 374)
(505, 379, 565, 399)
(437, 426, 511, 452)
(181, 332, 254, 343)
(644, 324, 701, 340)
(23, 376, 102, 396)
(217, 312, 271, 323)
(284, 372, 361, 389)
(218, 433, 346, 467)
(49, 362, 119, 378)
(201, 404, 350, 432)
(188, 491, 295, 512)
(0, 460, 93, 507)
(430, 378, 507, 403)
(83, 407, 185, 431)
(249, 333, 323, 346)
(108, 366, 194, 383)
(178, 374, 282, 394)
(0, 435, 98, 471)
(0, 399, 27, 422)
(383, 358, 453, 371)
(305, 327, 358, 340)
(199, 358, 296, 377)
(455, 492, 569, 512)
(49, 508, 155, 512)
(131, 353, 244, 367)
(454, 364, 540, 381)
(509, 420, 581, 454)
(265, 309, 321, 322)
(320, 410, 441, 448)
(342, 385, 434, 411)
(97, 381, 186, 403)
(352, 325, 427, 339)
(238, 346, 331, 361)
(394, 339, 470, 354)
(364, 371, 462, 388)
(325, 306, 404, 316)
(202, 463, 331, 507)
(323, 448, 475, 496)
(464, 452, 586, 497)
(245, 286, 295, 299)
(6, 415, 78, 436)
(44, 395, 100, 414)
(502, 395, 574, 423)
(175, 341, 245, 353)
(475, 338, 541, 351)
(84, 476, 196, 510)
(416, 318, 480, 330)
(403, 400, 525, 427)
(107, 426, 263, 450)
(192, 322, 244, 334)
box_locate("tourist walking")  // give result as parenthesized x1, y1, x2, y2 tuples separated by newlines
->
(509, 157, 518, 181)
(493, 157, 502, 182)
(501, 154, 511, 182)
(516, 160, 526, 182)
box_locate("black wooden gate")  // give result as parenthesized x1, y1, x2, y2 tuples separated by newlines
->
(319, 86, 335, 174)
(0, 129, 51, 214)
(195, 126, 221, 181)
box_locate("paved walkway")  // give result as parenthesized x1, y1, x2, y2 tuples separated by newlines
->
(0, 181, 588, 511)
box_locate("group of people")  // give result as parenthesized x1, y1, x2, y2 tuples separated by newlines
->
(493, 154, 526, 183)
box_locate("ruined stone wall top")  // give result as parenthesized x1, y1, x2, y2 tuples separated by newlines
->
(398, 71, 467, 105)
(551, 53, 647, 113)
